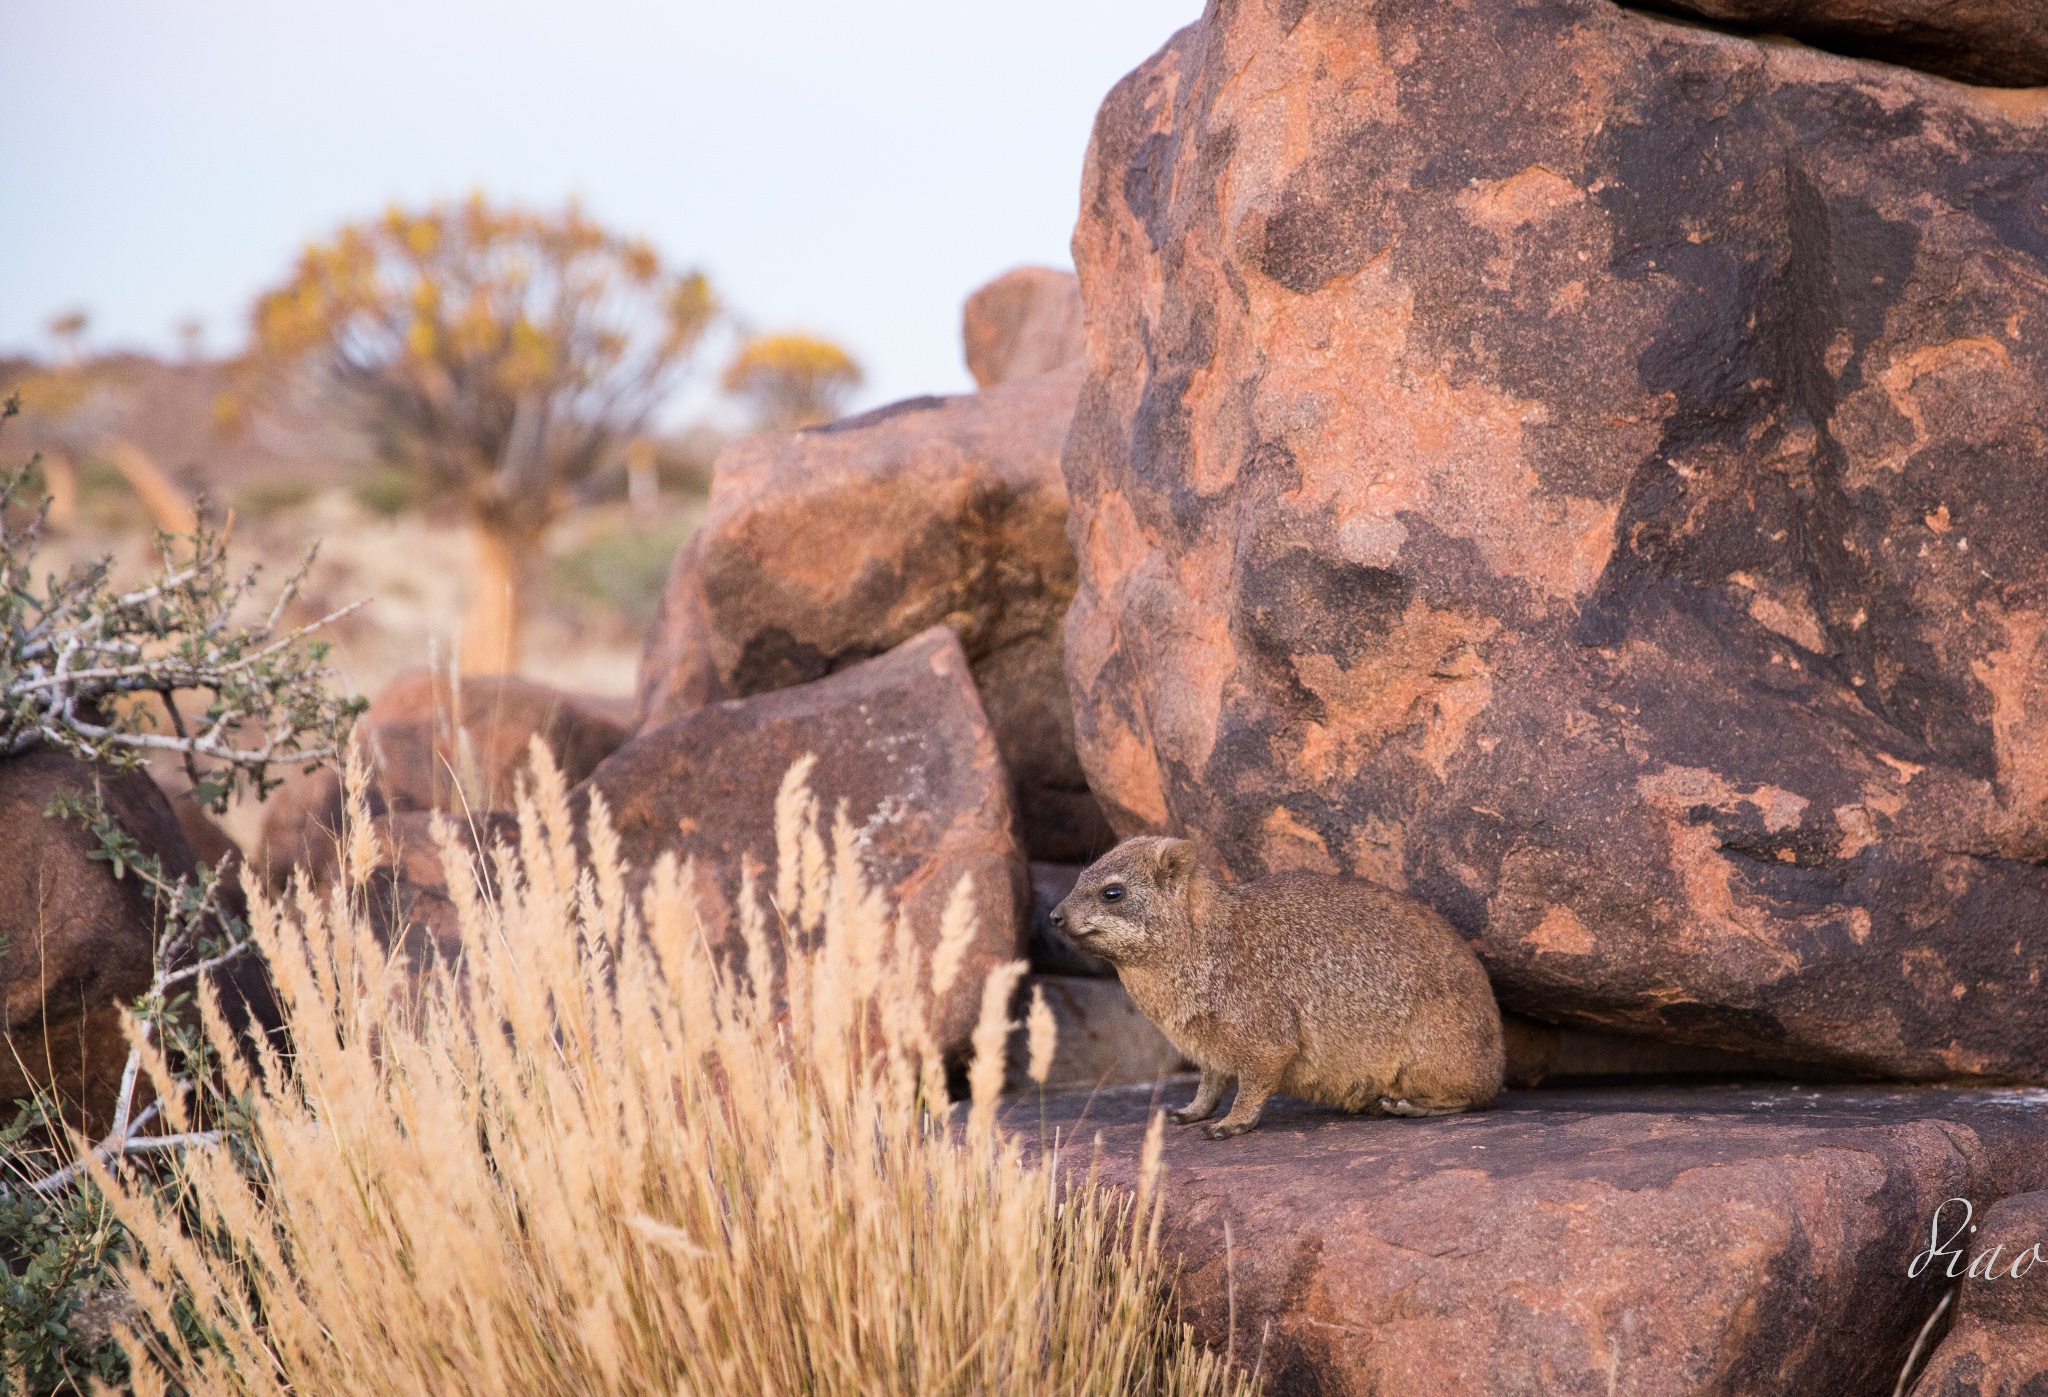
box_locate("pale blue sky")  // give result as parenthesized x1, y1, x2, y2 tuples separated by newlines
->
(0, 0, 1196, 412)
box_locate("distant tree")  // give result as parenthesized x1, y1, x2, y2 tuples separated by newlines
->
(247, 196, 717, 674)
(46, 310, 88, 368)
(722, 332, 863, 432)
(175, 317, 205, 363)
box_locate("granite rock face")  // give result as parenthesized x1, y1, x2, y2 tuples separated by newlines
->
(962, 266, 1087, 388)
(1642, 0, 2048, 88)
(1035, 1083, 2048, 1396)
(597, 627, 1027, 1055)
(638, 370, 1115, 862)
(258, 671, 627, 889)
(1065, 0, 2048, 1080)
(0, 751, 255, 1130)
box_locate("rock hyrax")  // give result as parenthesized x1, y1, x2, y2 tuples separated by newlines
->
(1049, 837, 1504, 1138)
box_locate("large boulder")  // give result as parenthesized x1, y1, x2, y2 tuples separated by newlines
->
(1642, 0, 2048, 88)
(1065, 1, 2048, 1080)
(596, 626, 1027, 1055)
(637, 370, 1115, 863)
(962, 266, 1087, 388)
(1913, 1188, 2048, 1395)
(1035, 1083, 2048, 1396)
(0, 751, 244, 1132)
(258, 671, 628, 889)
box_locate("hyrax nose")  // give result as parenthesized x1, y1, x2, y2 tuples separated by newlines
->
(1049, 907, 1067, 930)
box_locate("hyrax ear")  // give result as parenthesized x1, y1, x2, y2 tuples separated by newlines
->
(1154, 839, 1197, 889)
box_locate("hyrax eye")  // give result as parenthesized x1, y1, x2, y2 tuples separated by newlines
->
(1100, 884, 1125, 903)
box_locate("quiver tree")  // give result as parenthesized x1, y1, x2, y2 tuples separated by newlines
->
(249, 196, 717, 673)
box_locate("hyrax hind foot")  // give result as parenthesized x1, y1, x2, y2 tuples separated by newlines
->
(1378, 1095, 1471, 1118)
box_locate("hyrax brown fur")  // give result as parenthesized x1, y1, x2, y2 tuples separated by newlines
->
(1049, 837, 1504, 1138)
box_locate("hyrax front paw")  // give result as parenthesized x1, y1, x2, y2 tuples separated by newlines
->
(1168, 1106, 1212, 1126)
(1202, 1120, 1254, 1140)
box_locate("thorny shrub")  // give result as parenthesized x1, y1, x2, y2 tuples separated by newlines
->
(0, 392, 363, 1394)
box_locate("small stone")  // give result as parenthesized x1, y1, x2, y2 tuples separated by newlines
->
(1005, 975, 1189, 1093)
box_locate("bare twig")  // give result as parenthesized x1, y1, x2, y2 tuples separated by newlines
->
(1892, 1287, 1956, 1397)
(28, 1118, 226, 1199)
(13, 913, 262, 1198)
(0, 410, 367, 809)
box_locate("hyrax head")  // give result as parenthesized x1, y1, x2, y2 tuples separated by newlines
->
(1048, 836, 1198, 966)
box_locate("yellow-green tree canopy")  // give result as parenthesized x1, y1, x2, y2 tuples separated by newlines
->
(251, 196, 715, 538)
(721, 332, 863, 432)
(247, 195, 717, 671)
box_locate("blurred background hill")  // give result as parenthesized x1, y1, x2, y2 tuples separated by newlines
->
(0, 316, 719, 704)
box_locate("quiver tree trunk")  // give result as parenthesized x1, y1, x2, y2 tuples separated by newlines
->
(462, 521, 536, 676)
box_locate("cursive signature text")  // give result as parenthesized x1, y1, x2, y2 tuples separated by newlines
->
(1909, 1198, 2045, 1280)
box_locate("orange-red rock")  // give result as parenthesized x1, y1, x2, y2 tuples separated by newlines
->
(1643, 0, 2048, 87)
(258, 671, 628, 889)
(0, 752, 183, 1130)
(1066, 0, 2048, 1080)
(599, 626, 1027, 1055)
(1033, 1082, 2048, 1396)
(962, 266, 1086, 388)
(0, 750, 282, 1132)
(637, 371, 1114, 862)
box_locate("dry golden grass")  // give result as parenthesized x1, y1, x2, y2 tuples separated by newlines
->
(98, 746, 1256, 1396)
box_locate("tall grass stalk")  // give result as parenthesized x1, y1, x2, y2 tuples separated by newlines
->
(97, 744, 1254, 1396)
